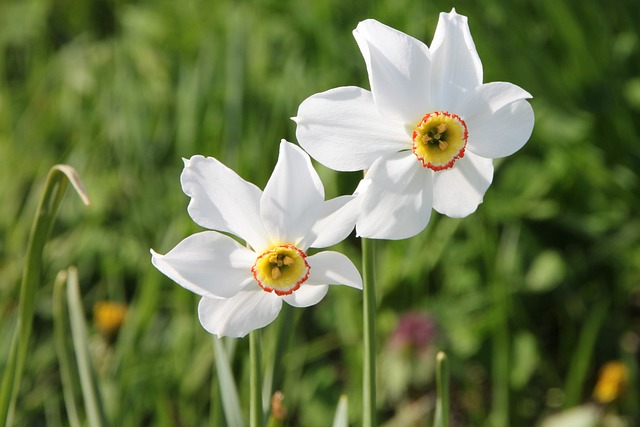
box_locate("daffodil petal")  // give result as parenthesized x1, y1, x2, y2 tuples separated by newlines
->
(150, 231, 255, 299)
(456, 82, 532, 119)
(181, 155, 268, 251)
(305, 251, 363, 289)
(298, 195, 358, 249)
(261, 141, 324, 245)
(293, 86, 409, 171)
(353, 19, 431, 123)
(283, 284, 329, 308)
(429, 9, 483, 110)
(432, 152, 493, 218)
(356, 152, 433, 240)
(198, 291, 282, 338)
(466, 98, 535, 159)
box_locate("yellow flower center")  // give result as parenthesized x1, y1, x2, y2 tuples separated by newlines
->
(412, 111, 468, 171)
(251, 244, 310, 295)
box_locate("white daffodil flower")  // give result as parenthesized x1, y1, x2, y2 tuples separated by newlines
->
(294, 9, 534, 240)
(151, 140, 362, 338)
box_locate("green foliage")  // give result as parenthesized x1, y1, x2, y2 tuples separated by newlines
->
(1, 0, 639, 425)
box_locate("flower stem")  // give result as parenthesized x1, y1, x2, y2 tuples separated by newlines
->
(362, 237, 377, 427)
(250, 330, 265, 427)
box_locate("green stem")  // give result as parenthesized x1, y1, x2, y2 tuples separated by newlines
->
(490, 225, 519, 427)
(0, 165, 89, 425)
(492, 280, 510, 427)
(362, 237, 377, 427)
(250, 331, 264, 427)
(262, 304, 292, 407)
(434, 352, 450, 427)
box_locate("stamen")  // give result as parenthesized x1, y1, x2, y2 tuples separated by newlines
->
(412, 111, 468, 171)
(252, 244, 310, 296)
(282, 256, 294, 266)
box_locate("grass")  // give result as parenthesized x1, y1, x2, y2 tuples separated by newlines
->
(1, 0, 639, 425)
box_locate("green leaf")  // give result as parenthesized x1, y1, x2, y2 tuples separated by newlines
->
(0, 165, 89, 425)
(53, 271, 83, 427)
(66, 266, 108, 427)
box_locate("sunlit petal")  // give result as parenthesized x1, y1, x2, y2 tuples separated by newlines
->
(455, 81, 532, 119)
(198, 290, 282, 338)
(306, 251, 363, 289)
(182, 155, 268, 251)
(466, 99, 535, 159)
(298, 195, 358, 249)
(294, 86, 409, 171)
(353, 19, 431, 123)
(429, 9, 483, 110)
(432, 152, 493, 217)
(261, 141, 324, 245)
(356, 152, 433, 240)
(151, 231, 255, 299)
(283, 284, 329, 308)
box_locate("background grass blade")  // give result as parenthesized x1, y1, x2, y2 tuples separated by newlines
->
(0, 165, 90, 425)
(53, 270, 82, 427)
(563, 300, 609, 408)
(213, 337, 245, 427)
(66, 266, 108, 427)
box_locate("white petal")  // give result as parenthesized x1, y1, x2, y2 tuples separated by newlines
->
(466, 98, 535, 159)
(429, 9, 483, 109)
(293, 86, 409, 172)
(150, 231, 256, 299)
(353, 19, 431, 123)
(282, 284, 329, 308)
(299, 195, 358, 249)
(456, 81, 532, 119)
(356, 152, 433, 240)
(181, 155, 268, 251)
(432, 152, 494, 218)
(306, 251, 363, 289)
(198, 291, 282, 338)
(261, 141, 324, 245)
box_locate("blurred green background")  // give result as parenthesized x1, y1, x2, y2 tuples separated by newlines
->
(1, 0, 639, 425)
